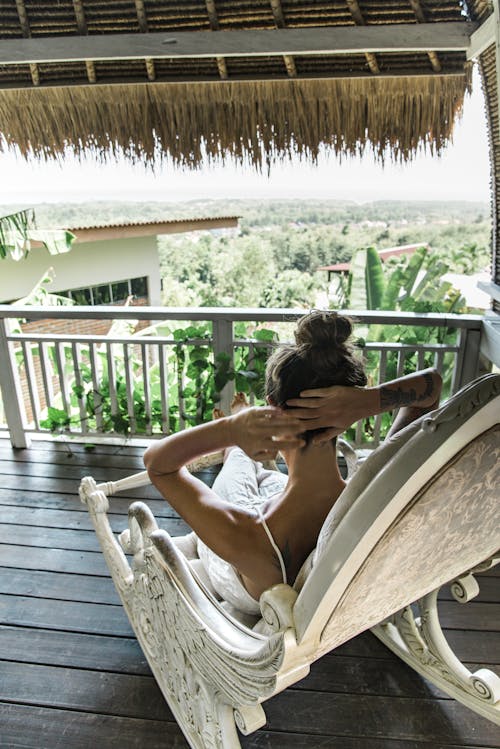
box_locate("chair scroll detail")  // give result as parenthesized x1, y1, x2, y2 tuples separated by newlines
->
(373, 554, 500, 723)
(80, 374, 500, 747)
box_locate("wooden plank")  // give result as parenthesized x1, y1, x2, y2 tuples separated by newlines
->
(0, 703, 186, 749)
(0, 458, 149, 482)
(244, 735, 494, 749)
(0, 595, 132, 636)
(336, 629, 500, 666)
(1, 659, 496, 745)
(437, 601, 500, 631)
(6, 439, 147, 457)
(0, 660, 169, 721)
(445, 630, 500, 665)
(0, 545, 110, 576)
(0, 488, 170, 515)
(262, 689, 499, 745)
(0, 524, 105, 552)
(4, 623, 488, 704)
(0, 626, 148, 675)
(0, 23, 476, 66)
(467, 12, 495, 59)
(0, 455, 220, 487)
(0, 519, 189, 550)
(0, 444, 147, 470)
(1, 703, 493, 749)
(0, 568, 121, 604)
(0, 505, 186, 531)
(0, 469, 217, 496)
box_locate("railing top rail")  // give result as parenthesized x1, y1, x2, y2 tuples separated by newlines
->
(7, 333, 212, 345)
(0, 305, 485, 329)
(7, 333, 460, 351)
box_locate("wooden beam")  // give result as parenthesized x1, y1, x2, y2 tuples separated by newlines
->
(72, 0, 97, 84)
(467, 13, 496, 59)
(270, 0, 297, 77)
(345, 0, 379, 76)
(0, 23, 477, 66)
(0, 68, 468, 92)
(14, 0, 40, 86)
(408, 0, 441, 72)
(205, 0, 228, 79)
(133, 0, 156, 81)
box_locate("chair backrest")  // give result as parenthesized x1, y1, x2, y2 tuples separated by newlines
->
(293, 374, 500, 654)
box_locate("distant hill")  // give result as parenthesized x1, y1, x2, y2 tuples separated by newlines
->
(0, 199, 490, 231)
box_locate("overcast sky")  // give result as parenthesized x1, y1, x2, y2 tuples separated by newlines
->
(0, 69, 490, 205)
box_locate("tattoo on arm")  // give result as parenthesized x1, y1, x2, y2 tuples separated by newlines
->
(380, 372, 434, 410)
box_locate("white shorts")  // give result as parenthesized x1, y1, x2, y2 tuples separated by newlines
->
(196, 448, 288, 615)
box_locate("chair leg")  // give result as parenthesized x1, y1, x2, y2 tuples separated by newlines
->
(372, 555, 500, 725)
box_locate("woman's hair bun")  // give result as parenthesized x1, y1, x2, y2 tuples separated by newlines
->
(294, 310, 353, 349)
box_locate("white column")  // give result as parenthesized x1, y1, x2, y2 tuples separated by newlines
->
(0, 318, 31, 448)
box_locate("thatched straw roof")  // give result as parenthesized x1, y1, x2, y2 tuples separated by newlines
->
(0, 1, 488, 169)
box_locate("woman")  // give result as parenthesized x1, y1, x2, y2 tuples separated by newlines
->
(144, 311, 441, 616)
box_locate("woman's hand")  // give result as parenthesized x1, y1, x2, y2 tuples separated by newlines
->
(285, 386, 378, 445)
(228, 406, 305, 461)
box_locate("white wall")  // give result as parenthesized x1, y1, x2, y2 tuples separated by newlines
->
(0, 235, 162, 305)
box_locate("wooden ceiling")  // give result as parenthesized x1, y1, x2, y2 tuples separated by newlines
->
(0, 2, 493, 169)
(0, 1, 486, 88)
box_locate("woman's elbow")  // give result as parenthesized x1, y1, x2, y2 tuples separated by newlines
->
(143, 442, 178, 478)
(143, 444, 158, 474)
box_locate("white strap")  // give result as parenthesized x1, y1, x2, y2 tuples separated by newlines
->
(256, 507, 287, 585)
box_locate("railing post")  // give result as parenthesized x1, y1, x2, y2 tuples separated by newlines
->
(451, 326, 482, 394)
(212, 317, 235, 415)
(0, 318, 31, 448)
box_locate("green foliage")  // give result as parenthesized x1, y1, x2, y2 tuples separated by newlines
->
(36, 321, 279, 438)
(365, 247, 385, 310)
(338, 245, 467, 424)
(0, 208, 75, 261)
(0, 209, 33, 260)
(40, 406, 71, 433)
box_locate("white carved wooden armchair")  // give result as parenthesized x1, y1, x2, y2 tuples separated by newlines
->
(79, 374, 500, 748)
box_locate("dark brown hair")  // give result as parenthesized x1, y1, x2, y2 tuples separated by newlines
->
(265, 311, 367, 408)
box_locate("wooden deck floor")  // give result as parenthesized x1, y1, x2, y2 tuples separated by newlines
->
(0, 439, 499, 749)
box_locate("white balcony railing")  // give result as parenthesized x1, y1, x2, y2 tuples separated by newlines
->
(0, 305, 488, 450)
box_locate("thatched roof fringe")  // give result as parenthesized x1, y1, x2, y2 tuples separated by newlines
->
(0, 73, 472, 169)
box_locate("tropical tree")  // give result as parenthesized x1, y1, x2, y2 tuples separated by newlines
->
(332, 246, 468, 441)
(337, 245, 466, 315)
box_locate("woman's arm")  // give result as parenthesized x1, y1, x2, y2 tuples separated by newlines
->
(383, 369, 442, 437)
(142, 407, 304, 584)
(285, 368, 442, 444)
(143, 406, 304, 475)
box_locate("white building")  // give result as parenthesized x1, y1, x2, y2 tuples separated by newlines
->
(0, 216, 239, 305)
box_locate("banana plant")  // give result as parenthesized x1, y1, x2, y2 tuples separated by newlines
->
(344, 245, 465, 315)
(336, 245, 467, 407)
(0, 208, 75, 261)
